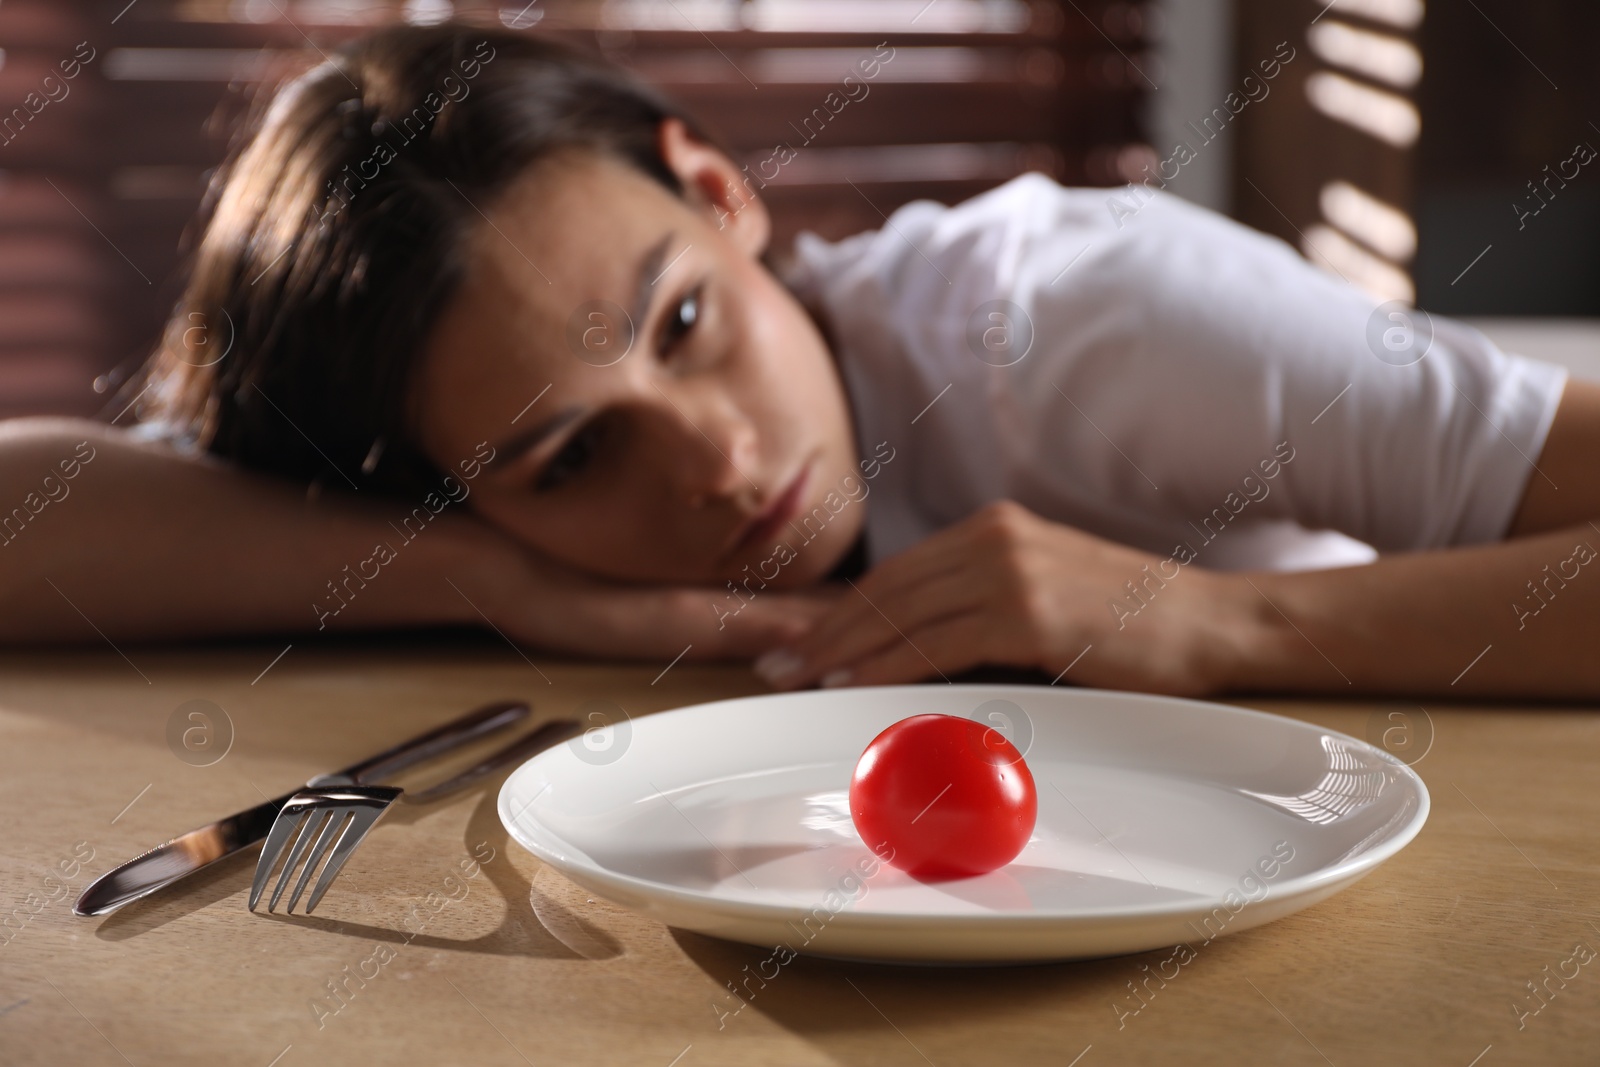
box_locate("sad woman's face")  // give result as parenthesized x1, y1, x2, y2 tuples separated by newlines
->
(413, 120, 865, 589)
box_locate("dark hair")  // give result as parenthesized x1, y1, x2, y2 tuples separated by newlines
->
(134, 22, 722, 497)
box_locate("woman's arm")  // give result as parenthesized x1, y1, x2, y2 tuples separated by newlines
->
(1217, 520, 1599, 699)
(1217, 376, 1600, 700)
(0, 417, 830, 657)
(0, 417, 485, 642)
(757, 382, 1600, 700)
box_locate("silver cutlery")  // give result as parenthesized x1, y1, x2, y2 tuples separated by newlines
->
(250, 785, 403, 915)
(249, 717, 579, 914)
(74, 699, 547, 917)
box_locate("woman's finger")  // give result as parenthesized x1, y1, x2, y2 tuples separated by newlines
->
(613, 586, 844, 660)
(761, 563, 995, 688)
(691, 587, 848, 657)
(758, 519, 1004, 679)
(804, 551, 972, 658)
(825, 611, 1024, 688)
(797, 502, 1037, 657)
(505, 564, 842, 662)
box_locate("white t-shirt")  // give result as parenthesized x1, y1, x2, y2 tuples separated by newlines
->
(781, 173, 1570, 573)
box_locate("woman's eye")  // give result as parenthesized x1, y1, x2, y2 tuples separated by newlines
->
(534, 420, 603, 492)
(660, 288, 700, 353)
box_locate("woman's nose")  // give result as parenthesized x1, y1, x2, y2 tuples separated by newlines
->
(652, 385, 758, 504)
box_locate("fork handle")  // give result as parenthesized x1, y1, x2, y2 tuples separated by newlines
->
(307, 700, 529, 788)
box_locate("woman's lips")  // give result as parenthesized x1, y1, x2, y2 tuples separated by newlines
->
(732, 460, 811, 556)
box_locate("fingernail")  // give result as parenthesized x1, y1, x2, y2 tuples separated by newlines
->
(754, 647, 805, 682)
(820, 667, 853, 688)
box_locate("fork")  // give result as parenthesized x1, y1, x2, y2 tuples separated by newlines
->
(249, 717, 578, 915)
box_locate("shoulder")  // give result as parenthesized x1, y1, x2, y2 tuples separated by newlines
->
(782, 174, 1099, 360)
(786, 173, 1063, 291)
(784, 173, 1307, 319)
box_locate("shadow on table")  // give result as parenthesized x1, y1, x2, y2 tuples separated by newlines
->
(94, 773, 621, 961)
(671, 926, 1150, 1049)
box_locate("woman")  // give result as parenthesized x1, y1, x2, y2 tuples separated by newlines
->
(3, 22, 1597, 700)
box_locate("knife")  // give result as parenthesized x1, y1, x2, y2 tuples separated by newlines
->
(401, 717, 581, 804)
(74, 699, 530, 917)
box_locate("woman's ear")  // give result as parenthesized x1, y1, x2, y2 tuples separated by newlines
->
(657, 116, 771, 258)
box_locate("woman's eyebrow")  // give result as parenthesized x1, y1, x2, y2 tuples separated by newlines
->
(484, 233, 678, 471)
(489, 404, 585, 469)
(630, 231, 677, 331)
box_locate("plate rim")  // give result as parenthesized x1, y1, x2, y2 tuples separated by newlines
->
(498, 683, 1431, 927)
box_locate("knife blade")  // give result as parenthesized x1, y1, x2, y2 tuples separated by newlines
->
(73, 698, 530, 917)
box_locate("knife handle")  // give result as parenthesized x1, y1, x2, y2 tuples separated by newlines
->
(306, 699, 529, 788)
(403, 717, 580, 804)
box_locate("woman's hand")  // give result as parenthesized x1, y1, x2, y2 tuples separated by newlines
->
(751, 500, 1265, 696)
(448, 515, 847, 664)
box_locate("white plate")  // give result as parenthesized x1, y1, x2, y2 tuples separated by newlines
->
(497, 685, 1428, 964)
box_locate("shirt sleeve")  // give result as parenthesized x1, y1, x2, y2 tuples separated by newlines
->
(972, 176, 1570, 552)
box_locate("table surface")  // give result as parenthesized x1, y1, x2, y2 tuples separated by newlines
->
(2, 639, 1596, 1067)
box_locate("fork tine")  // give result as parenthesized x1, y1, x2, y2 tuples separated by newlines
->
(250, 806, 310, 911)
(269, 809, 331, 913)
(249, 785, 403, 917)
(304, 805, 389, 914)
(284, 810, 350, 914)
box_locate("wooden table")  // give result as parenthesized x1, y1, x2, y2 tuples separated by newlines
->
(2, 639, 1597, 1066)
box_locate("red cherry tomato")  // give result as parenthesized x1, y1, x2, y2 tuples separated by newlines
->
(849, 713, 1037, 880)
